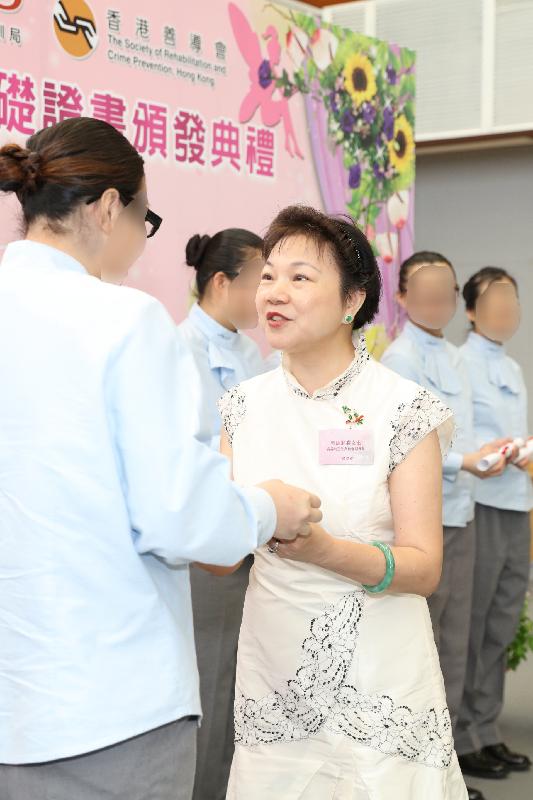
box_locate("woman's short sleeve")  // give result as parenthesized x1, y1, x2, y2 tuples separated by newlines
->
(217, 384, 247, 447)
(388, 387, 455, 475)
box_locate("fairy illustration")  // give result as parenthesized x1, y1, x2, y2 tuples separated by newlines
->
(228, 2, 303, 158)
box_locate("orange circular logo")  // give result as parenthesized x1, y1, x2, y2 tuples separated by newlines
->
(53, 0, 98, 59)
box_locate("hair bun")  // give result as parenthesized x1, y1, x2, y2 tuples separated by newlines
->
(185, 233, 211, 269)
(0, 144, 42, 196)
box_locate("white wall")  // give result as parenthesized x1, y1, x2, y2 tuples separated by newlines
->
(415, 146, 533, 429)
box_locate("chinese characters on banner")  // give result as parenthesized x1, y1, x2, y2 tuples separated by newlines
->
(0, 70, 276, 178)
(0, 0, 327, 325)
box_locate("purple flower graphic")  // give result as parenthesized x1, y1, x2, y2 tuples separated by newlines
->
(386, 65, 397, 85)
(329, 91, 338, 113)
(383, 105, 394, 141)
(258, 59, 272, 89)
(362, 102, 376, 124)
(348, 163, 362, 189)
(340, 109, 356, 133)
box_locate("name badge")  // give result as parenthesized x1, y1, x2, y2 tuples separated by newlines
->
(319, 429, 374, 466)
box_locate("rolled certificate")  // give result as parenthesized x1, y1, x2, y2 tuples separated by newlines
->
(477, 452, 501, 472)
(477, 438, 524, 472)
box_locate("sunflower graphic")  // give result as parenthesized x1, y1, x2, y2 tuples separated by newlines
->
(343, 53, 377, 107)
(388, 115, 414, 174)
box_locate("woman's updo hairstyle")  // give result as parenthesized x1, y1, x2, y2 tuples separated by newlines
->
(262, 204, 382, 329)
(0, 117, 144, 232)
(398, 250, 458, 294)
(0, 144, 43, 197)
(462, 266, 518, 314)
(185, 228, 263, 299)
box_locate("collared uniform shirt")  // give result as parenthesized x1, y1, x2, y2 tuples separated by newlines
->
(460, 331, 533, 512)
(381, 320, 475, 527)
(177, 302, 277, 449)
(0, 241, 276, 765)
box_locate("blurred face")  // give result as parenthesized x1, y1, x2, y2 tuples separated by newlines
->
(100, 178, 149, 283)
(398, 262, 458, 331)
(225, 248, 264, 330)
(469, 278, 520, 343)
(256, 234, 365, 354)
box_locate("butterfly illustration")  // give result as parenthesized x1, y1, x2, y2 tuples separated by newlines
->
(228, 2, 303, 158)
(342, 405, 364, 426)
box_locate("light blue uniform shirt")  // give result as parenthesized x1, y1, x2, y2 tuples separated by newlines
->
(460, 331, 533, 513)
(381, 320, 475, 527)
(177, 303, 276, 449)
(0, 241, 276, 764)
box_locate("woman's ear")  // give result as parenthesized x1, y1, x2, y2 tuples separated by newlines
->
(465, 308, 476, 325)
(346, 288, 366, 318)
(211, 271, 231, 293)
(396, 290, 407, 311)
(93, 188, 122, 236)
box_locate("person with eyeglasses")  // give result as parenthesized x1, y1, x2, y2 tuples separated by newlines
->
(0, 117, 323, 800)
(86, 191, 162, 239)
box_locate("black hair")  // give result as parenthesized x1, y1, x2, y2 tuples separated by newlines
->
(185, 228, 263, 299)
(0, 117, 144, 233)
(398, 250, 457, 294)
(462, 266, 518, 312)
(262, 204, 382, 329)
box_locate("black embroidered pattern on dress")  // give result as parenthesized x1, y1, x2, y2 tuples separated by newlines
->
(235, 590, 453, 769)
(217, 385, 246, 446)
(388, 388, 453, 475)
(285, 335, 370, 400)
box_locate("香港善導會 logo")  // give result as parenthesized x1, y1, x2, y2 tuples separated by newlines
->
(53, 0, 98, 59)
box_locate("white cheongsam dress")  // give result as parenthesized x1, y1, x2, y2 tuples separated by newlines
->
(219, 335, 467, 800)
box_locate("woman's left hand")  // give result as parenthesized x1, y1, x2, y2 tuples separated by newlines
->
(514, 437, 533, 471)
(267, 523, 333, 566)
(514, 454, 532, 471)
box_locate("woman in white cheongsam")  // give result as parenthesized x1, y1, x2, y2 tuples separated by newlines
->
(216, 206, 468, 799)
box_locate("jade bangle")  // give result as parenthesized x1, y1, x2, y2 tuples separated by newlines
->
(363, 541, 395, 594)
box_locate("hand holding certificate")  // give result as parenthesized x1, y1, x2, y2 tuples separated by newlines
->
(512, 437, 533, 469)
(477, 437, 525, 472)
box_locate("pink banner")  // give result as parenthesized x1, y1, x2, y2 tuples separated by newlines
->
(0, 0, 322, 327)
(0, 1, 415, 354)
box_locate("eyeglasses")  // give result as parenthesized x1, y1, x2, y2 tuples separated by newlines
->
(144, 207, 162, 238)
(122, 195, 162, 239)
(85, 192, 162, 239)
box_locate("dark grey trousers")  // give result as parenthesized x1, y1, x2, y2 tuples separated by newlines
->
(428, 520, 476, 734)
(190, 557, 251, 800)
(0, 717, 197, 800)
(455, 504, 531, 754)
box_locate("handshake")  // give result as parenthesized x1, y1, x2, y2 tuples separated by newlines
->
(258, 480, 323, 541)
(463, 437, 533, 479)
